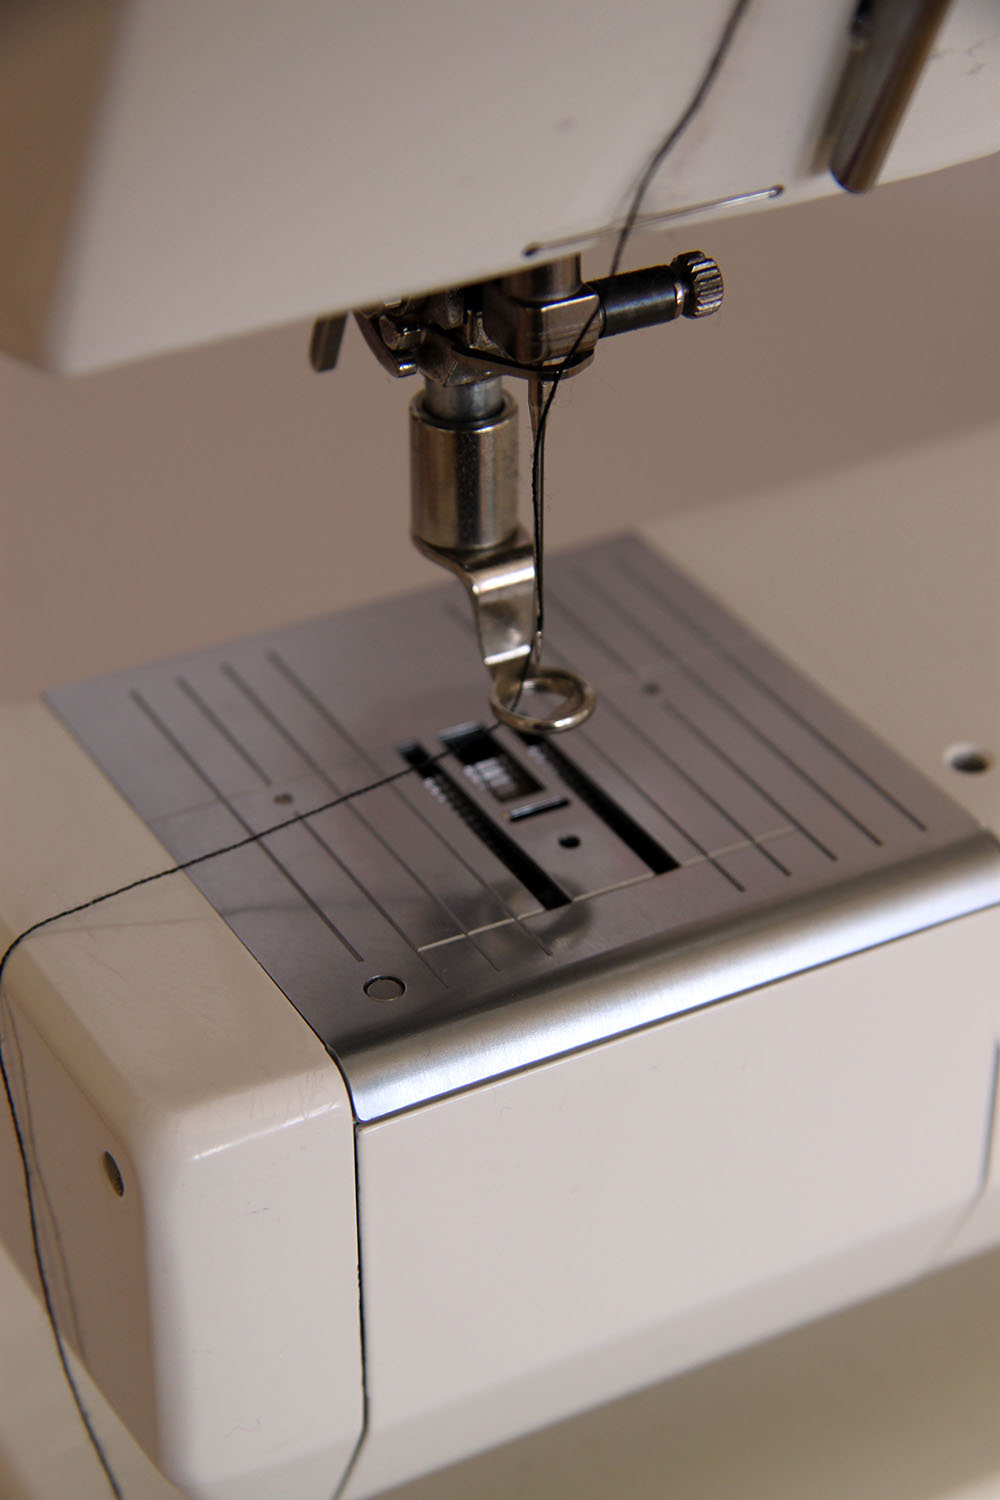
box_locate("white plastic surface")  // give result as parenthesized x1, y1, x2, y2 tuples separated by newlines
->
(643, 429, 1000, 840)
(0, 701, 363, 1500)
(345, 904, 1000, 1497)
(1, 0, 998, 369)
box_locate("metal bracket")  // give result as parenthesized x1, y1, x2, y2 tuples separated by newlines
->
(414, 527, 595, 734)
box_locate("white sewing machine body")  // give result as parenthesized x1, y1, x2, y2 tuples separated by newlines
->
(3, 521, 999, 1500)
(3, 0, 999, 372)
(1, 3, 999, 1499)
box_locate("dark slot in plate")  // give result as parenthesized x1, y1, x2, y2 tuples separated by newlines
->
(508, 796, 570, 823)
(399, 740, 571, 911)
(522, 735, 679, 875)
(439, 721, 543, 804)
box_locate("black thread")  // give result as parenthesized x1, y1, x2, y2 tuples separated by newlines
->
(0, 743, 460, 1500)
(0, 5, 753, 1490)
(527, 0, 752, 667)
(0, 1040, 124, 1498)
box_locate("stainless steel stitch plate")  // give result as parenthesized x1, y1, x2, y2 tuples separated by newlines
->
(48, 535, 1000, 1120)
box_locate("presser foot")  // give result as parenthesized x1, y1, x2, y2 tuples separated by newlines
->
(412, 526, 595, 736)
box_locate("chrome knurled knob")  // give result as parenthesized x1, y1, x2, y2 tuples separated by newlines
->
(674, 251, 724, 318)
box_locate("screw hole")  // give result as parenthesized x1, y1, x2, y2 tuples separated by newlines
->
(102, 1151, 125, 1198)
(559, 834, 581, 849)
(946, 744, 993, 775)
(364, 975, 405, 1002)
(642, 682, 661, 696)
(273, 792, 294, 805)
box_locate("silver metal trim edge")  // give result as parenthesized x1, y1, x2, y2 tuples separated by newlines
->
(345, 831, 1000, 1121)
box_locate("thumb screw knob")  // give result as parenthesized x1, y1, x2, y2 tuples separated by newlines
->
(673, 252, 724, 318)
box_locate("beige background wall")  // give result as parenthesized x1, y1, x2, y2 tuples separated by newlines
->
(1, 151, 997, 698)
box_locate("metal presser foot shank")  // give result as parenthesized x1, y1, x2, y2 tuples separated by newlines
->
(409, 373, 595, 735)
(334, 250, 725, 732)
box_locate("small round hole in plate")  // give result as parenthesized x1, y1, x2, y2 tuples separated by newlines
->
(946, 744, 993, 775)
(273, 792, 294, 805)
(102, 1151, 125, 1198)
(559, 834, 581, 849)
(364, 975, 405, 1002)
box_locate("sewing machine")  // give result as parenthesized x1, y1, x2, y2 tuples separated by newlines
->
(1, 4, 999, 1499)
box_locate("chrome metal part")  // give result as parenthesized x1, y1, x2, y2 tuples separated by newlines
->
(490, 667, 598, 735)
(415, 526, 535, 674)
(482, 257, 602, 365)
(49, 535, 1000, 1123)
(410, 369, 594, 734)
(350, 249, 722, 388)
(592, 267, 683, 338)
(591, 252, 724, 338)
(412, 520, 594, 737)
(410, 383, 518, 553)
(672, 251, 725, 318)
(829, 0, 952, 193)
(421, 377, 505, 424)
(352, 252, 724, 728)
(308, 315, 347, 372)
(501, 259, 585, 304)
(481, 281, 602, 364)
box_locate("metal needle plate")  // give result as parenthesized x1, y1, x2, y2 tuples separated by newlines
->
(49, 535, 1000, 1120)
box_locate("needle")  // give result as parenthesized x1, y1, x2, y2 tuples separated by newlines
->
(527, 370, 546, 667)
